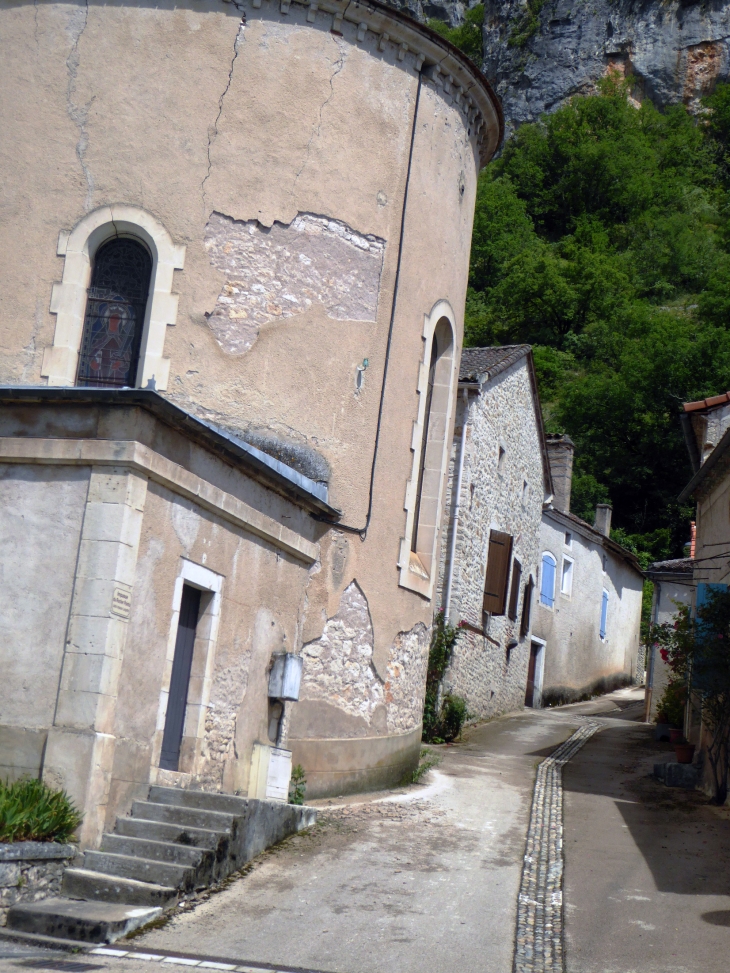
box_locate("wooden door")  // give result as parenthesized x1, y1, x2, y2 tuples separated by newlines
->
(160, 584, 202, 771)
(525, 642, 540, 708)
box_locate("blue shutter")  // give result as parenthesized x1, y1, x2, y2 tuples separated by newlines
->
(540, 555, 555, 608)
(600, 589, 608, 639)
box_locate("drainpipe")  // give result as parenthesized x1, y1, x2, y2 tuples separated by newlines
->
(444, 387, 469, 622)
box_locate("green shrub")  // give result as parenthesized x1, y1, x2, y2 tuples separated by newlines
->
(0, 778, 82, 843)
(422, 612, 469, 743)
(655, 678, 685, 729)
(288, 764, 306, 806)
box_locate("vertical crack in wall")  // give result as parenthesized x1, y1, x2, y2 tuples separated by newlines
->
(65, 0, 94, 212)
(293, 37, 346, 187)
(202, 14, 246, 207)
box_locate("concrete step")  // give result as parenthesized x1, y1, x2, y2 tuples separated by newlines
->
(149, 785, 252, 816)
(83, 850, 196, 890)
(62, 867, 178, 908)
(0, 927, 95, 952)
(131, 800, 235, 833)
(114, 815, 228, 850)
(100, 833, 208, 867)
(5, 897, 162, 944)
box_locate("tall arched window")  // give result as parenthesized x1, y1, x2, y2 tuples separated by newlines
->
(411, 336, 440, 554)
(76, 238, 152, 388)
(540, 552, 556, 608)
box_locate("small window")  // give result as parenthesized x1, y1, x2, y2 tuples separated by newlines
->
(600, 588, 609, 639)
(564, 531, 572, 548)
(497, 445, 506, 471)
(483, 530, 513, 616)
(508, 558, 522, 621)
(602, 554, 608, 573)
(561, 557, 573, 596)
(522, 480, 529, 504)
(540, 553, 556, 608)
(520, 575, 534, 637)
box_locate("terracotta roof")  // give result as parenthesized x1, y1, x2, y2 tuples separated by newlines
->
(459, 345, 532, 383)
(683, 392, 730, 413)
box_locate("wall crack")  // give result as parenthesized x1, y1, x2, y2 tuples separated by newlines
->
(294, 37, 346, 187)
(202, 14, 246, 207)
(65, 0, 94, 212)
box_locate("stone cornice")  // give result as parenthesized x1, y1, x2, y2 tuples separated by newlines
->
(239, 0, 504, 166)
(0, 437, 318, 565)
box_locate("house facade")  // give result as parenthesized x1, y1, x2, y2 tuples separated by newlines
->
(436, 346, 552, 718)
(643, 558, 694, 722)
(0, 0, 503, 843)
(533, 436, 644, 707)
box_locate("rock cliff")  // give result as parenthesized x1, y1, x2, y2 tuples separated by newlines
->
(395, 0, 730, 129)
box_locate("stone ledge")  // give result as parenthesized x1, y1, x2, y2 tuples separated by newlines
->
(0, 843, 76, 862)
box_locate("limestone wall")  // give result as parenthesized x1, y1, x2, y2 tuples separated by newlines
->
(437, 358, 545, 719)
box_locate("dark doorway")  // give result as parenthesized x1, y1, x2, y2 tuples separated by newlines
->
(160, 584, 202, 771)
(525, 642, 541, 708)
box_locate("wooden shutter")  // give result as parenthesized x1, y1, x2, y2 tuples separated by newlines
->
(483, 530, 513, 616)
(520, 575, 534, 637)
(508, 558, 522, 621)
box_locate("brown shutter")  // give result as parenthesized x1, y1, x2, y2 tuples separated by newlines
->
(483, 530, 513, 616)
(520, 575, 534, 637)
(508, 558, 522, 621)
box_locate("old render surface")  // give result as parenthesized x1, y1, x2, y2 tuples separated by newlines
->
(2, 689, 727, 973)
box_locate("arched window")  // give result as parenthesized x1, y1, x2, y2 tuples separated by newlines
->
(409, 317, 454, 578)
(540, 552, 556, 608)
(76, 237, 153, 388)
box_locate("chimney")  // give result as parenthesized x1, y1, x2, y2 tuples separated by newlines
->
(595, 504, 612, 536)
(546, 434, 574, 513)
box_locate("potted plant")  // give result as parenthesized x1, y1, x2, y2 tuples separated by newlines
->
(674, 740, 696, 764)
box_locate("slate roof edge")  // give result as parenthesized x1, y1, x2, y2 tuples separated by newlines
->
(0, 387, 339, 518)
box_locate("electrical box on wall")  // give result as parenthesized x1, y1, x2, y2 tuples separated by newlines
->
(249, 743, 292, 802)
(268, 653, 303, 701)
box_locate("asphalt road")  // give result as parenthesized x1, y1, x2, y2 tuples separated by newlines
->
(2, 688, 727, 973)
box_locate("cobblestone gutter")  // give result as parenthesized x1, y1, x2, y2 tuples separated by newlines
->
(514, 721, 600, 972)
(0, 841, 76, 925)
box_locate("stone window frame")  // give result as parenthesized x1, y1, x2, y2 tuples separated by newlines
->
(151, 558, 223, 782)
(42, 205, 185, 391)
(399, 300, 457, 600)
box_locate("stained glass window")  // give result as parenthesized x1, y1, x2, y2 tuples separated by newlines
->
(76, 238, 152, 388)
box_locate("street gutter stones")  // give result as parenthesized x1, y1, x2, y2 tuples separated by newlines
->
(513, 720, 601, 973)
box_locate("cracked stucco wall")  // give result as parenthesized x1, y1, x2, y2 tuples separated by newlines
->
(204, 211, 385, 354)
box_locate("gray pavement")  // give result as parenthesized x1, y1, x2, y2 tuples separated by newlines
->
(2, 688, 728, 973)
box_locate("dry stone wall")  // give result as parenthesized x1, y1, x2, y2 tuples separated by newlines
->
(438, 358, 544, 719)
(0, 843, 75, 925)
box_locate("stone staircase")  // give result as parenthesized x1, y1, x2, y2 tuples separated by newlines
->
(2, 785, 316, 947)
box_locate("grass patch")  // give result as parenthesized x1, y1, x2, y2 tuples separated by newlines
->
(405, 748, 442, 785)
(0, 778, 82, 843)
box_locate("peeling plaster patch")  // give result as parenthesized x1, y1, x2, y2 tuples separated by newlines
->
(385, 622, 430, 734)
(204, 212, 385, 355)
(300, 581, 384, 723)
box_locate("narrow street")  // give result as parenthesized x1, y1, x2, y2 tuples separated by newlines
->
(2, 689, 728, 973)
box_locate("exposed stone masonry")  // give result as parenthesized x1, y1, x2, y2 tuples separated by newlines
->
(204, 211, 385, 355)
(0, 843, 75, 925)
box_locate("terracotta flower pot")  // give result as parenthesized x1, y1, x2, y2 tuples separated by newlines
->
(669, 728, 684, 743)
(674, 742, 696, 764)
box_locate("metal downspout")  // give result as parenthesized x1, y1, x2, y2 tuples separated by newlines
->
(444, 386, 469, 621)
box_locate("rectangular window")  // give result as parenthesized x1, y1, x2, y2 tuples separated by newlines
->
(564, 531, 572, 548)
(520, 575, 534, 637)
(483, 530, 513, 616)
(561, 557, 573, 596)
(600, 589, 609, 640)
(508, 558, 522, 621)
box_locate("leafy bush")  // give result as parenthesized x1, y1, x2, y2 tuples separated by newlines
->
(422, 612, 469, 743)
(0, 778, 82, 843)
(655, 678, 686, 729)
(288, 764, 306, 806)
(427, 5, 484, 66)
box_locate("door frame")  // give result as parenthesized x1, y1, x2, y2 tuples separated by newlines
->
(151, 558, 223, 781)
(529, 637, 546, 709)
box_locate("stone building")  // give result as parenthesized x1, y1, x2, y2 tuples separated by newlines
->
(436, 346, 553, 719)
(0, 0, 503, 846)
(534, 436, 644, 706)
